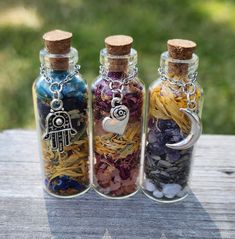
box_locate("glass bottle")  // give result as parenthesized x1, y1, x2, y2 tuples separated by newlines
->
(32, 30, 90, 198)
(142, 39, 203, 203)
(91, 35, 145, 198)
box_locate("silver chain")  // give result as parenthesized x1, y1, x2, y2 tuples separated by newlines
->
(158, 67, 198, 112)
(99, 65, 138, 107)
(40, 64, 80, 110)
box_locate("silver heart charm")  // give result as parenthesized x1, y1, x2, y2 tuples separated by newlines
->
(102, 105, 129, 135)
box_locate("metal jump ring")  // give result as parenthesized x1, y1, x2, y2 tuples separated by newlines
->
(53, 91, 61, 100)
(111, 97, 122, 107)
(187, 101, 197, 111)
(109, 80, 123, 90)
(184, 82, 196, 95)
(187, 93, 196, 103)
(112, 93, 123, 102)
(50, 99, 63, 111)
(49, 82, 63, 93)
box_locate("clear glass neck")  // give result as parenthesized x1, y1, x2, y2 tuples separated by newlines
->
(99, 48, 137, 77)
(39, 47, 78, 73)
(160, 51, 199, 78)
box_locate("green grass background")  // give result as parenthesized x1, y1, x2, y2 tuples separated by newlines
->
(0, 0, 235, 134)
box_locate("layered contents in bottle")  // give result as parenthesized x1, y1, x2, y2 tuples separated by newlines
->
(34, 30, 90, 197)
(92, 73, 144, 197)
(35, 72, 90, 197)
(92, 35, 144, 197)
(143, 39, 202, 201)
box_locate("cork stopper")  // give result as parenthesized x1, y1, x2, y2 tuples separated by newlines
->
(167, 39, 196, 60)
(43, 29, 72, 70)
(167, 39, 197, 77)
(104, 35, 133, 73)
(105, 35, 133, 55)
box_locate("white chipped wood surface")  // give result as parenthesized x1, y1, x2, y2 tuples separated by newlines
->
(0, 130, 234, 239)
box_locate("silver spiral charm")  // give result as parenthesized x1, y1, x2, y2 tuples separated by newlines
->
(111, 105, 128, 121)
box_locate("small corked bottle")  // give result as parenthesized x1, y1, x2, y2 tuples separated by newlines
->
(142, 39, 203, 202)
(92, 35, 145, 198)
(33, 30, 90, 198)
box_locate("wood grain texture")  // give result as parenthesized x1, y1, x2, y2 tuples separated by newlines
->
(0, 130, 234, 239)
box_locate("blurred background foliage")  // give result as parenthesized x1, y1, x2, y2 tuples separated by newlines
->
(0, 0, 235, 134)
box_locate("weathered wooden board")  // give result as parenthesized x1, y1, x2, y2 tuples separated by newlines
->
(0, 130, 234, 239)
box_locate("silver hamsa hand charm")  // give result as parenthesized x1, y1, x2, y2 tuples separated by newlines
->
(39, 65, 81, 153)
(102, 105, 129, 135)
(43, 109, 77, 153)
